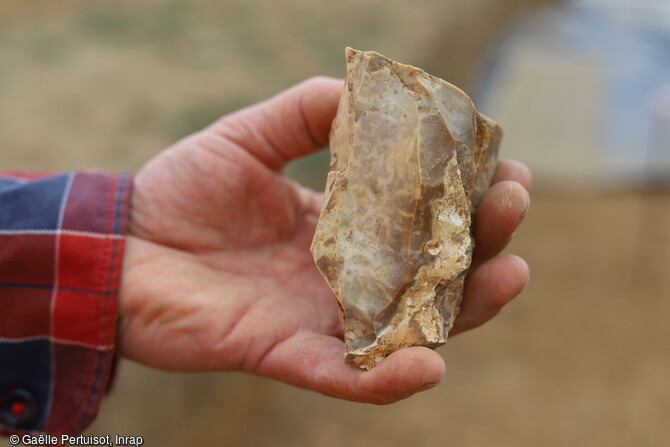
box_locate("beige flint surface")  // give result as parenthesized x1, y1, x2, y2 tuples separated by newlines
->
(311, 48, 502, 369)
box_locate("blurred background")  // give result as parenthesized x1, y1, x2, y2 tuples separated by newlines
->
(1, 0, 668, 445)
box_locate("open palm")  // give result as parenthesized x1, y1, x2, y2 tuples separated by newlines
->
(117, 77, 531, 404)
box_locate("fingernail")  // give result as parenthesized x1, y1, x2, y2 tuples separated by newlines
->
(521, 191, 530, 218)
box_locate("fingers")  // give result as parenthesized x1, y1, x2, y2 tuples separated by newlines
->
(255, 332, 445, 404)
(455, 160, 531, 334)
(491, 159, 532, 190)
(451, 254, 530, 335)
(473, 180, 530, 262)
(211, 76, 343, 170)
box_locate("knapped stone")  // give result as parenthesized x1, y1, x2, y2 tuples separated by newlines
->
(311, 48, 502, 369)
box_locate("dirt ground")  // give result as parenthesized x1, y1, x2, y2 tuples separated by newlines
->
(1, 1, 669, 446)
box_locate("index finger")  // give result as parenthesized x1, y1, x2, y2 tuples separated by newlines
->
(490, 159, 532, 190)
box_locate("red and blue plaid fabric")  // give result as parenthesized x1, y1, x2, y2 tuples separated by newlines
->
(0, 171, 131, 436)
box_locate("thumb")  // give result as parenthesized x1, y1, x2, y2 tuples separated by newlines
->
(209, 76, 343, 170)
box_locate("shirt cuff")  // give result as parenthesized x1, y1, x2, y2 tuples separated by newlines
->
(0, 171, 132, 436)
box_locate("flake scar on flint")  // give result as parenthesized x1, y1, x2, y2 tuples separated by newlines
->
(311, 48, 502, 370)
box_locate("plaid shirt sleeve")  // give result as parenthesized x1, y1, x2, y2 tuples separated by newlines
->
(0, 171, 132, 437)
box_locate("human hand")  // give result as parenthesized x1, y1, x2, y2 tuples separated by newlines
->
(118, 77, 531, 404)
